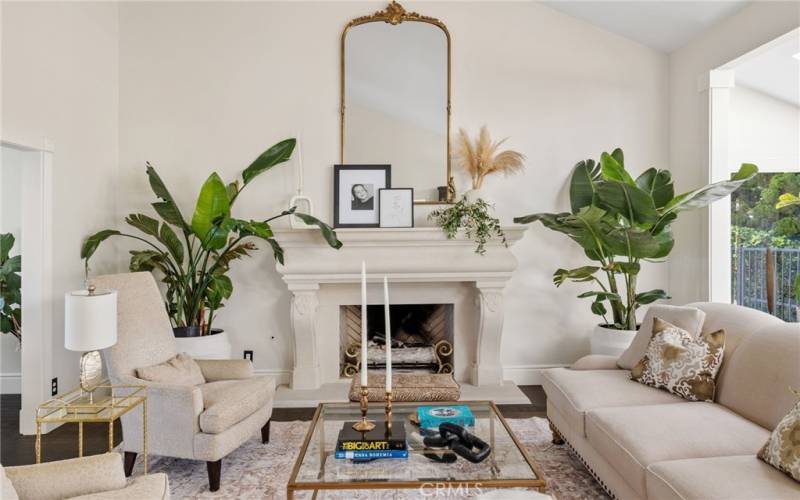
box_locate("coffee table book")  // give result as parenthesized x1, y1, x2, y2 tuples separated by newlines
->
(336, 420, 407, 460)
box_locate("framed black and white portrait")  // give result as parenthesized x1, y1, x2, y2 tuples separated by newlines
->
(334, 165, 391, 227)
(379, 188, 414, 228)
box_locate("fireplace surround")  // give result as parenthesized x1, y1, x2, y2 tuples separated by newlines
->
(274, 227, 526, 390)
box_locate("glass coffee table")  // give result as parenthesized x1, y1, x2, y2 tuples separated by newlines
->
(286, 401, 544, 499)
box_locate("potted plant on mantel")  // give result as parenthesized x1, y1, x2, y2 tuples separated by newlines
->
(0, 233, 22, 343)
(429, 126, 525, 254)
(515, 148, 757, 356)
(82, 139, 342, 359)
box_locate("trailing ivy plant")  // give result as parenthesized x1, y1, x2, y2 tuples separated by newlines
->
(82, 139, 342, 334)
(429, 198, 506, 255)
(0, 233, 21, 342)
(515, 148, 757, 331)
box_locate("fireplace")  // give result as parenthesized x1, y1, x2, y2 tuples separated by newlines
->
(340, 304, 454, 377)
(273, 226, 526, 390)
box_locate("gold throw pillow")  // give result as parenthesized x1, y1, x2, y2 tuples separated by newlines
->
(630, 317, 725, 402)
(758, 399, 800, 483)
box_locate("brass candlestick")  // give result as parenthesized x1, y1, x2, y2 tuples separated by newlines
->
(385, 390, 393, 433)
(352, 387, 376, 432)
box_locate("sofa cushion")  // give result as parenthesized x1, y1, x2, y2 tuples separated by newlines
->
(569, 355, 619, 370)
(199, 376, 275, 434)
(4, 453, 127, 500)
(646, 455, 800, 500)
(541, 368, 683, 437)
(715, 322, 800, 431)
(758, 398, 800, 482)
(631, 318, 725, 402)
(585, 402, 770, 498)
(136, 353, 205, 386)
(0, 465, 19, 500)
(69, 473, 170, 500)
(688, 302, 783, 362)
(618, 305, 706, 369)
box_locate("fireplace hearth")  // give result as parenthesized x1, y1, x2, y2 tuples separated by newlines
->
(340, 304, 454, 377)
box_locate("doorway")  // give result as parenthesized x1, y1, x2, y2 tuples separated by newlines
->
(0, 140, 54, 435)
(708, 28, 800, 320)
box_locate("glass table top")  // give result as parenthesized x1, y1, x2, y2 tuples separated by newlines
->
(36, 381, 146, 423)
(289, 401, 542, 489)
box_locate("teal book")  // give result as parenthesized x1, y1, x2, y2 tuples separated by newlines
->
(417, 405, 475, 429)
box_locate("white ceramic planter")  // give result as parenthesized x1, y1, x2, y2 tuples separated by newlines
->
(462, 188, 490, 205)
(174, 330, 233, 360)
(591, 324, 637, 357)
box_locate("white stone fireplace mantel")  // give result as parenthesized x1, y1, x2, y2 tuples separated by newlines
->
(274, 227, 527, 390)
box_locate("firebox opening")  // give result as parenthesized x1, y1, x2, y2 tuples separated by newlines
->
(340, 304, 454, 378)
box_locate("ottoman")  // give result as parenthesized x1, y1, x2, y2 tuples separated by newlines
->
(349, 373, 461, 402)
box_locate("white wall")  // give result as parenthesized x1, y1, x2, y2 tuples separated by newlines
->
(730, 85, 800, 173)
(1, 1, 120, 397)
(117, 1, 668, 381)
(668, 1, 800, 305)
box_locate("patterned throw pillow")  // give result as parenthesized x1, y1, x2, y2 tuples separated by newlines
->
(758, 399, 800, 483)
(630, 317, 725, 402)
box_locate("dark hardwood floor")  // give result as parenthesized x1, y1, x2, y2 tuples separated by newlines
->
(0, 386, 546, 467)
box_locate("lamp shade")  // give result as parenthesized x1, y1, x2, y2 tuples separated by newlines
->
(64, 289, 117, 351)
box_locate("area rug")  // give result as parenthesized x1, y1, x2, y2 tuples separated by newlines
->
(131, 417, 608, 499)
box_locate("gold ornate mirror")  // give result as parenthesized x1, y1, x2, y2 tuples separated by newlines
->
(341, 1, 453, 204)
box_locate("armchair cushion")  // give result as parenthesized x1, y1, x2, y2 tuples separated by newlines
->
(136, 353, 205, 386)
(199, 376, 276, 434)
(70, 473, 170, 500)
(195, 358, 254, 382)
(4, 453, 127, 500)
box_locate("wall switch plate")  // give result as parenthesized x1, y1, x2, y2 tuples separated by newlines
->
(244, 350, 253, 362)
(51, 378, 58, 396)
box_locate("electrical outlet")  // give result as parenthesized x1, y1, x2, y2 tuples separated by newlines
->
(243, 350, 253, 362)
(51, 378, 58, 396)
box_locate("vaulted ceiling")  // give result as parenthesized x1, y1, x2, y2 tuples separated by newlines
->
(541, 1, 751, 53)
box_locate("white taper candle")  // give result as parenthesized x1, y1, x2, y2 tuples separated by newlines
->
(383, 276, 392, 392)
(361, 261, 368, 387)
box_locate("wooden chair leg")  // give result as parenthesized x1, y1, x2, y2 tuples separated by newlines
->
(123, 452, 137, 477)
(261, 419, 271, 444)
(549, 419, 565, 445)
(207, 460, 222, 492)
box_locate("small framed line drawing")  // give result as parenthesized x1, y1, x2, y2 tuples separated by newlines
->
(378, 188, 414, 228)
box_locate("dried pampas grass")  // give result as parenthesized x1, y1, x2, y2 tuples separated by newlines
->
(455, 126, 526, 189)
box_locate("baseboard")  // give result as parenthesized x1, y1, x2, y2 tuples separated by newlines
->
(502, 364, 567, 385)
(254, 368, 291, 386)
(0, 372, 21, 394)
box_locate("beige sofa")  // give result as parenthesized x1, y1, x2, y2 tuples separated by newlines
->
(2, 453, 169, 500)
(542, 302, 800, 500)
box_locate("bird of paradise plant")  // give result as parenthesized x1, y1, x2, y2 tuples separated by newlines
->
(515, 148, 757, 331)
(81, 139, 341, 335)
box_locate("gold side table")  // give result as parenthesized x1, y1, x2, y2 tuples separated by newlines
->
(35, 380, 148, 474)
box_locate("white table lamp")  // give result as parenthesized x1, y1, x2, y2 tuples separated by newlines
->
(65, 285, 117, 396)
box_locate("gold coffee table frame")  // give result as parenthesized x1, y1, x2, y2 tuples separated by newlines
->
(35, 380, 147, 474)
(287, 400, 545, 499)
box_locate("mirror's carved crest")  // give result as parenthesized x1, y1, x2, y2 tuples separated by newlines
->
(348, 1, 443, 28)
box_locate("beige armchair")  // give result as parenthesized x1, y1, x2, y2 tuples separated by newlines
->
(93, 272, 275, 491)
(3, 453, 170, 500)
